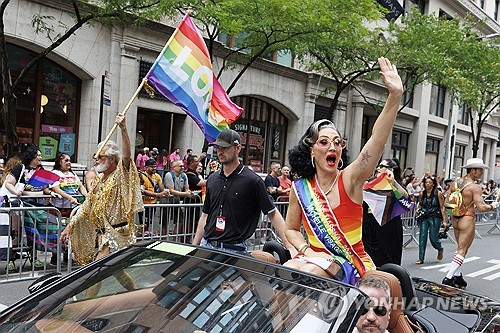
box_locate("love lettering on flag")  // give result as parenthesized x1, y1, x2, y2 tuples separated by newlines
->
(145, 13, 243, 143)
(363, 173, 414, 226)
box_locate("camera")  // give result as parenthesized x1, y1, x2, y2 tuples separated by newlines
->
(438, 224, 450, 239)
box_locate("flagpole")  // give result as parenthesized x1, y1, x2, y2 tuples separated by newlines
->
(94, 77, 147, 159)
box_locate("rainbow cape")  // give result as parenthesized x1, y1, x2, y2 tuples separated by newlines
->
(145, 13, 243, 143)
(363, 173, 414, 226)
(26, 169, 60, 188)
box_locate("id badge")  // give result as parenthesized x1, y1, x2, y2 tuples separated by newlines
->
(216, 216, 226, 232)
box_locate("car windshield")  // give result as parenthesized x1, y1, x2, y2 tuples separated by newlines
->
(0, 242, 366, 332)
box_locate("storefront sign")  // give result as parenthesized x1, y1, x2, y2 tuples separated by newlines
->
(239, 132, 265, 150)
(233, 124, 261, 135)
(59, 133, 75, 157)
(39, 136, 58, 160)
(41, 124, 73, 134)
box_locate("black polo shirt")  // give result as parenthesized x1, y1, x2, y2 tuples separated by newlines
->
(202, 163, 276, 242)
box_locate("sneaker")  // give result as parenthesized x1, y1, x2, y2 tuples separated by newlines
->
(453, 274, 468, 289)
(437, 249, 444, 261)
(442, 277, 457, 288)
(33, 259, 45, 269)
(7, 261, 15, 271)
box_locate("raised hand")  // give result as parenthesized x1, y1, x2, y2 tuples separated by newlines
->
(378, 57, 403, 96)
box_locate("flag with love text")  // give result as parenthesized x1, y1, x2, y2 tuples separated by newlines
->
(145, 13, 243, 143)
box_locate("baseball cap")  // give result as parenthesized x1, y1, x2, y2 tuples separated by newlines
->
(210, 129, 241, 148)
(145, 159, 157, 167)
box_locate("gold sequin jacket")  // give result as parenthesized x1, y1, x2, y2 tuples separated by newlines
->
(69, 159, 144, 264)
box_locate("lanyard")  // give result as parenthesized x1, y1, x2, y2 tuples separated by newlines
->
(219, 175, 237, 216)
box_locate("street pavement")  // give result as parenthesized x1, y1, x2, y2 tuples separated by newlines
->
(401, 222, 500, 302)
(1, 221, 500, 310)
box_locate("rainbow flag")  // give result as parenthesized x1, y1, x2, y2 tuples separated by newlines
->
(363, 173, 414, 226)
(145, 13, 243, 143)
(26, 169, 60, 188)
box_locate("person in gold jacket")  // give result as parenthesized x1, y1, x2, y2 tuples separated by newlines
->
(61, 114, 144, 266)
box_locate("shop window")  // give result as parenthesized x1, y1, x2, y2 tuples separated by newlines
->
(232, 96, 288, 173)
(39, 58, 79, 161)
(0, 43, 81, 161)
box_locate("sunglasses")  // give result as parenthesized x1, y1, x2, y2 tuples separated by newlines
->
(360, 305, 388, 317)
(95, 154, 109, 159)
(315, 137, 346, 149)
(377, 164, 392, 169)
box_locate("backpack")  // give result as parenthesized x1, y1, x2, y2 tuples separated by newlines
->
(444, 181, 472, 217)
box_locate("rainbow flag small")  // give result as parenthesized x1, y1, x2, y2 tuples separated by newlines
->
(363, 173, 414, 226)
(145, 13, 243, 143)
(27, 169, 60, 188)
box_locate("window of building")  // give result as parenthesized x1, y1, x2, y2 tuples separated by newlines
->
(458, 103, 470, 125)
(495, 0, 499, 20)
(401, 73, 415, 108)
(138, 60, 169, 102)
(391, 130, 409, 169)
(0, 43, 81, 161)
(314, 105, 330, 122)
(479, 0, 486, 9)
(232, 96, 288, 173)
(439, 9, 453, 19)
(403, 0, 426, 14)
(425, 137, 440, 175)
(430, 84, 446, 117)
(453, 144, 466, 178)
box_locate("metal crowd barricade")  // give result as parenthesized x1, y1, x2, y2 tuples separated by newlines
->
(0, 201, 64, 283)
(402, 208, 418, 248)
(135, 201, 203, 244)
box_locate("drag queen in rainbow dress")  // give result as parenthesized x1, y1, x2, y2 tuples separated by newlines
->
(283, 57, 403, 284)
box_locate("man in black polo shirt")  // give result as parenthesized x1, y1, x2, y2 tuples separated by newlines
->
(192, 129, 293, 255)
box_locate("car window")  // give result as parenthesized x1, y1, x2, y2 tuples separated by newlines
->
(0, 243, 367, 332)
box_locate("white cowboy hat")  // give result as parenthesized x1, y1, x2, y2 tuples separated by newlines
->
(461, 158, 490, 169)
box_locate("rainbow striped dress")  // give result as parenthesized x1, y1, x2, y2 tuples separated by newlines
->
(293, 172, 374, 284)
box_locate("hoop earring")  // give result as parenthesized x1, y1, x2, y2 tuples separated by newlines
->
(338, 158, 344, 169)
(311, 156, 315, 168)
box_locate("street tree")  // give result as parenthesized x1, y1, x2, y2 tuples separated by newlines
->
(288, 0, 387, 120)
(0, 0, 163, 156)
(154, 0, 385, 95)
(390, 9, 500, 157)
(443, 33, 500, 157)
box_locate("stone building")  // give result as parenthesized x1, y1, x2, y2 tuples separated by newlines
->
(3, 0, 500, 179)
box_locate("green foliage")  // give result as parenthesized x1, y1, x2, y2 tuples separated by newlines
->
(389, 8, 500, 156)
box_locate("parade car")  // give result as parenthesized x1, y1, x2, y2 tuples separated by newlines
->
(0, 241, 498, 333)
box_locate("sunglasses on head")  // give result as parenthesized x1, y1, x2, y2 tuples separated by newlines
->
(360, 305, 388, 317)
(377, 164, 392, 169)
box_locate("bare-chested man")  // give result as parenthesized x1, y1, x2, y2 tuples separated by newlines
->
(442, 158, 498, 289)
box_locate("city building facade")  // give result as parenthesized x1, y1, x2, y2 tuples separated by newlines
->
(2, 0, 500, 179)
